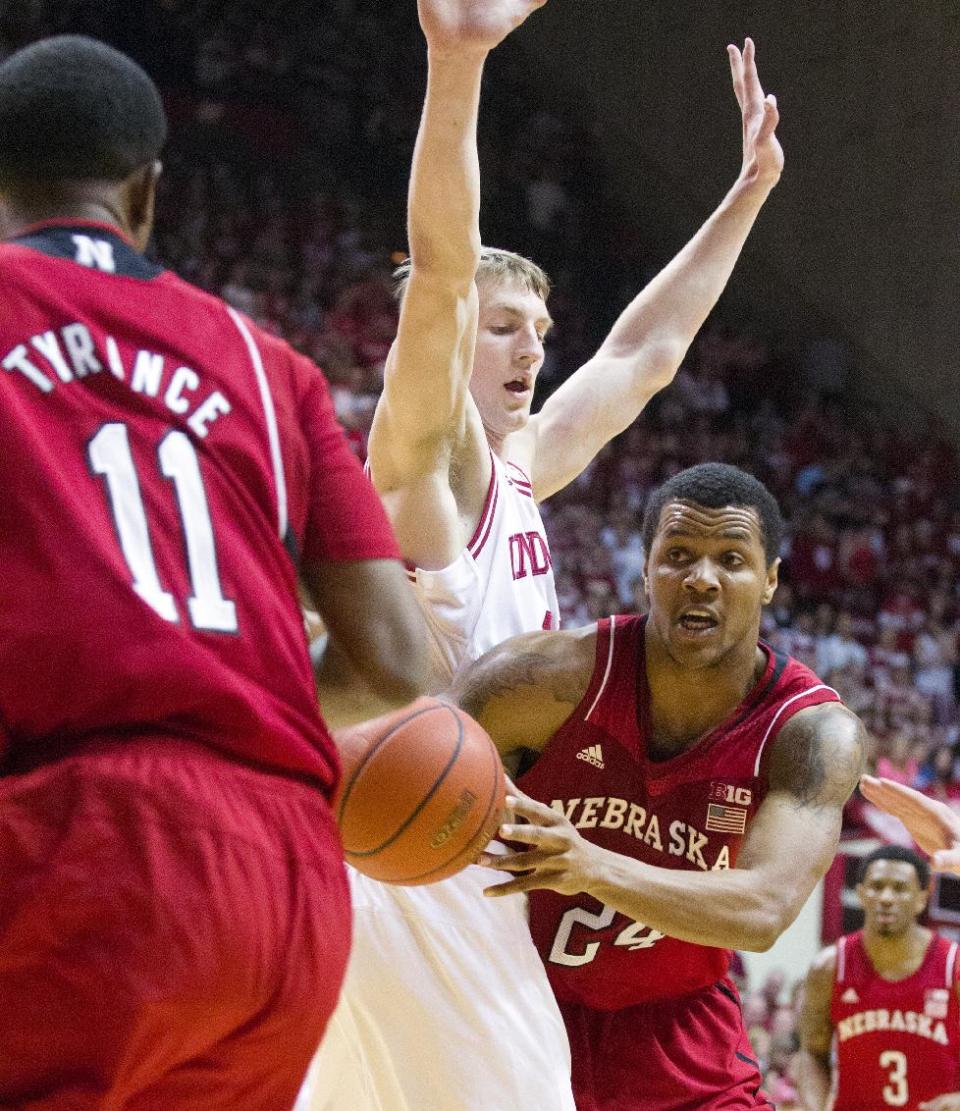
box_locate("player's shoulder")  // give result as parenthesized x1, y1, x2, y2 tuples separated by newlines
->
(167, 280, 322, 383)
(778, 700, 865, 748)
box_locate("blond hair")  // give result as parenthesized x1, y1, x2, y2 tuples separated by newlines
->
(392, 246, 551, 303)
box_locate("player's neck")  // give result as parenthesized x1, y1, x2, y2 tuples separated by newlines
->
(644, 631, 764, 755)
(863, 924, 932, 980)
(1, 184, 132, 243)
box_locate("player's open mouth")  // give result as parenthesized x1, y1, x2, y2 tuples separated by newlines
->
(676, 611, 719, 634)
(504, 378, 530, 394)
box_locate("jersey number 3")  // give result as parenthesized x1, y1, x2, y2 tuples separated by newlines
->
(549, 903, 664, 967)
(89, 422, 238, 632)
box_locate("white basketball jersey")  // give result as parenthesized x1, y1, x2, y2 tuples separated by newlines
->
(298, 455, 574, 1111)
(408, 453, 560, 687)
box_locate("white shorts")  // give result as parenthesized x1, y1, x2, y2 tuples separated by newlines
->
(297, 862, 574, 1110)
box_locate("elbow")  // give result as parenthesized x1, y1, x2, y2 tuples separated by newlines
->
(372, 659, 430, 707)
(737, 898, 796, 953)
(365, 637, 432, 708)
(641, 343, 688, 393)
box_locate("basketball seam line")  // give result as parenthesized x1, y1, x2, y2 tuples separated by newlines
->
(342, 704, 465, 858)
(382, 715, 503, 884)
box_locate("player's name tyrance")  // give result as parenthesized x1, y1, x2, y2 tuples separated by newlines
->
(3, 323, 231, 438)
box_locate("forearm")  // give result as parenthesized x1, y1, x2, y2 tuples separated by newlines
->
(597, 177, 773, 379)
(314, 635, 429, 729)
(408, 49, 485, 281)
(587, 846, 789, 951)
(792, 1048, 833, 1110)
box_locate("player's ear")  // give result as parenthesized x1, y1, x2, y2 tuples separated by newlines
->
(126, 160, 161, 252)
(761, 557, 780, 606)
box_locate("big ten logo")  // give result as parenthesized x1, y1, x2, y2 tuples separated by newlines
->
(708, 781, 753, 807)
(509, 530, 552, 581)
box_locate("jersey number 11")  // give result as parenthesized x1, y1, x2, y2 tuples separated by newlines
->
(89, 422, 238, 633)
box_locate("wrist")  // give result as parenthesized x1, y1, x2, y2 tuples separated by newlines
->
(426, 42, 491, 66)
(735, 165, 780, 197)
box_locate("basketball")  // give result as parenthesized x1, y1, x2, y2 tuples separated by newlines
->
(333, 696, 506, 885)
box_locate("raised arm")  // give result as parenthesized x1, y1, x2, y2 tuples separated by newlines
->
(794, 947, 838, 1110)
(483, 702, 865, 950)
(368, 0, 546, 567)
(528, 38, 784, 500)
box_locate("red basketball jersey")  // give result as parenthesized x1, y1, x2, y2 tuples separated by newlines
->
(0, 220, 398, 788)
(830, 930, 960, 1110)
(518, 613, 840, 1010)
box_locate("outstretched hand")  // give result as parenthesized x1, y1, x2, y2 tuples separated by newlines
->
(860, 775, 960, 874)
(480, 792, 601, 898)
(418, 0, 548, 56)
(728, 38, 783, 190)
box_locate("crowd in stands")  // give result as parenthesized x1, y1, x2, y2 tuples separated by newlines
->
(5, 3, 959, 1102)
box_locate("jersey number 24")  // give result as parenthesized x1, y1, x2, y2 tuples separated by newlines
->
(549, 902, 664, 967)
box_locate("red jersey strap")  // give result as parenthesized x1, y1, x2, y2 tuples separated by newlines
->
(582, 614, 644, 726)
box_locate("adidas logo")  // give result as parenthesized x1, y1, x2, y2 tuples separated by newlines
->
(842, 988, 859, 1004)
(576, 744, 605, 769)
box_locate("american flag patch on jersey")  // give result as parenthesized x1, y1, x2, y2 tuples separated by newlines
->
(705, 803, 748, 834)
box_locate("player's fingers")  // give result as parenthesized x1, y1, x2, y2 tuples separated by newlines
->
(498, 820, 562, 846)
(480, 849, 553, 872)
(741, 37, 765, 108)
(931, 848, 960, 875)
(483, 873, 544, 898)
(860, 775, 913, 812)
(727, 44, 745, 109)
(756, 96, 780, 143)
(505, 793, 563, 826)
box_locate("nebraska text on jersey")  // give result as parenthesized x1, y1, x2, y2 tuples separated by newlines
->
(552, 796, 733, 872)
(836, 1008, 950, 1045)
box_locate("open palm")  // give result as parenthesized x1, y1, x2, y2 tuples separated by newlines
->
(728, 38, 784, 188)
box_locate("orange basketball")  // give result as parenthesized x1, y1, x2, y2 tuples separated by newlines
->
(332, 696, 506, 886)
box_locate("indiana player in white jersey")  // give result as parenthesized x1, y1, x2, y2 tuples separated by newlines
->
(300, 1, 785, 1107)
(407, 451, 560, 682)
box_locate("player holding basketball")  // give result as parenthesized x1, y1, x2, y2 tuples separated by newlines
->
(302, 0, 787, 1107)
(0, 36, 429, 1109)
(447, 463, 866, 1110)
(796, 845, 960, 1111)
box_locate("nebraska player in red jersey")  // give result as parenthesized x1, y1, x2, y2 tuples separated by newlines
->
(450, 463, 866, 1109)
(0, 35, 428, 1109)
(797, 846, 960, 1111)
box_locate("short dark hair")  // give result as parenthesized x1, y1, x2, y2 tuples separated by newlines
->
(640, 463, 784, 564)
(0, 35, 166, 185)
(857, 844, 929, 890)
